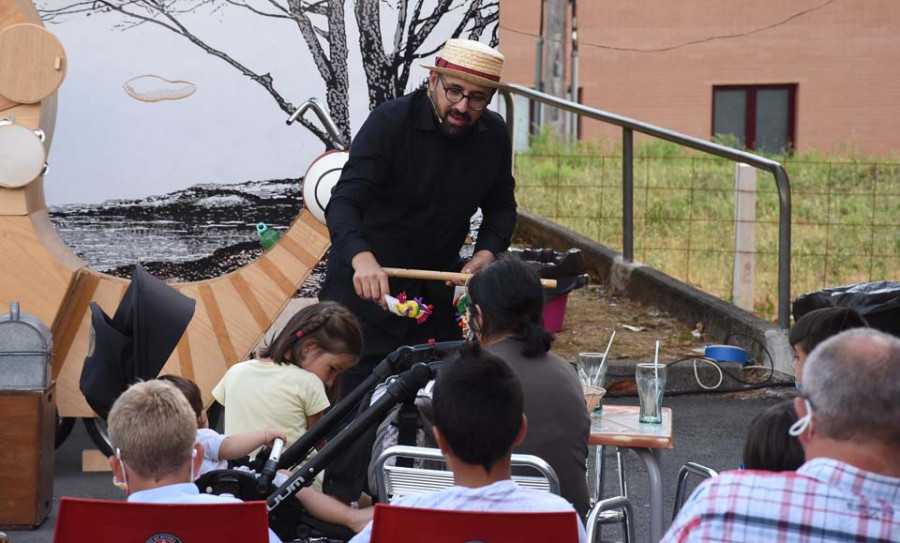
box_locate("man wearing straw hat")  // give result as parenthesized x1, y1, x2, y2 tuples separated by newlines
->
(320, 38, 516, 502)
(321, 38, 516, 391)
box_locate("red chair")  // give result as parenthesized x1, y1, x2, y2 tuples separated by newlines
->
(369, 503, 581, 543)
(53, 497, 270, 543)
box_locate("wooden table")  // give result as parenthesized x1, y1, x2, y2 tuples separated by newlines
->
(589, 405, 674, 543)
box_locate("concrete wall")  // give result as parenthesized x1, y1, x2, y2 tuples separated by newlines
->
(515, 208, 795, 377)
(499, 0, 900, 155)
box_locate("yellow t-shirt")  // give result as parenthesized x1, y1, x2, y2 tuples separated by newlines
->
(211, 359, 330, 453)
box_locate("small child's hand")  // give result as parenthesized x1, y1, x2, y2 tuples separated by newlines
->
(264, 429, 287, 446)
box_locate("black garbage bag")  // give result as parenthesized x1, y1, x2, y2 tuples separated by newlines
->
(511, 248, 590, 299)
(80, 264, 196, 419)
(792, 280, 900, 337)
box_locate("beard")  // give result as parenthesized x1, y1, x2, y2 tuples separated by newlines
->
(430, 93, 475, 138)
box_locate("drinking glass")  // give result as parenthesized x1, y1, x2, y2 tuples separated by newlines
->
(636, 363, 667, 423)
(578, 352, 608, 419)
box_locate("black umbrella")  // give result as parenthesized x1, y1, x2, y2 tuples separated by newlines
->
(80, 265, 196, 419)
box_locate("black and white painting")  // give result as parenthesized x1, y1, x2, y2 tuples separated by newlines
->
(38, 0, 498, 280)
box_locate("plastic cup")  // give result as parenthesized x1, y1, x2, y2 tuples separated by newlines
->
(636, 363, 667, 423)
(578, 352, 608, 417)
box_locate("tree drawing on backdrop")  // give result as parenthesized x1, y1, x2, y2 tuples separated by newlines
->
(39, 0, 499, 148)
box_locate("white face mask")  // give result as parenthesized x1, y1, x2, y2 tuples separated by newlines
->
(789, 398, 814, 437)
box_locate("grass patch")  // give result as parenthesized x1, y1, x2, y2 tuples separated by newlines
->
(515, 135, 900, 320)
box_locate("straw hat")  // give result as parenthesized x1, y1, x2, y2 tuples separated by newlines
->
(422, 39, 506, 89)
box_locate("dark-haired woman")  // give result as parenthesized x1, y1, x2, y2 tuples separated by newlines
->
(468, 255, 590, 518)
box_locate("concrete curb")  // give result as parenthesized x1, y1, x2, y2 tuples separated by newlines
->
(515, 208, 794, 377)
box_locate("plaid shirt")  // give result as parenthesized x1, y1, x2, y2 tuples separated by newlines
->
(662, 458, 899, 543)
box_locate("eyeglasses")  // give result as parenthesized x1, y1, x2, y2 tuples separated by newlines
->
(438, 75, 490, 111)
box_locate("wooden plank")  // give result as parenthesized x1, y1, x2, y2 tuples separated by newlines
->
(235, 263, 292, 320)
(298, 209, 330, 239)
(176, 333, 195, 382)
(81, 450, 111, 473)
(200, 278, 263, 365)
(230, 273, 270, 330)
(293, 214, 331, 255)
(0, 94, 17, 111)
(198, 284, 237, 367)
(51, 272, 99, 380)
(171, 285, 230, 407)
(54, 273, 127, 417)
(0, 215, 79, 327)
(276, 232, 320, 269)
(256, 255, 296, 297)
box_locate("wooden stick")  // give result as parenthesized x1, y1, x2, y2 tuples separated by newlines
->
(384, 267, 558, 289)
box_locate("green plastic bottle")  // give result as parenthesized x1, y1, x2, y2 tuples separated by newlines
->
(256, 222, 281, 250)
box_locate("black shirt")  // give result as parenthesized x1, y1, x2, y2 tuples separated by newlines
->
(321, 87, 517, 353)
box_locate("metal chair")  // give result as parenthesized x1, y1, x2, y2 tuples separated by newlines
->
(585, 495, 635, 543)
(589, 445, 633, 543)
(672, 462, 719, 518)
(373, 445, 560, 502)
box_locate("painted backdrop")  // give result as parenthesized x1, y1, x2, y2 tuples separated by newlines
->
(36, 0, 498, 273)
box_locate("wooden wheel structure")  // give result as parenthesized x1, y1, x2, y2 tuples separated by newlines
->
(0, 0, 336, 449)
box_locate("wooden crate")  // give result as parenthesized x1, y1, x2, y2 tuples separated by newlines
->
(0, 384, 54, 529)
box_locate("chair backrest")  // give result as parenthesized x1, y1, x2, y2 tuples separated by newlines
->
(53, 497, 270, 543)
(672, 462, 719, 518)
(370, 503, 580, 543)
(373, 445, 560, 503)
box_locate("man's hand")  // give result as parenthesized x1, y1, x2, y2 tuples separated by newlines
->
(447, 250, 495, 286)
(352, 251, 390, 306)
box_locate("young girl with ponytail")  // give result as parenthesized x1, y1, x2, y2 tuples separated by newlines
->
(212, 301, 362, 452)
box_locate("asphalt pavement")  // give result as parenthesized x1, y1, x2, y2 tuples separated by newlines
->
(6, 393, 783, 543)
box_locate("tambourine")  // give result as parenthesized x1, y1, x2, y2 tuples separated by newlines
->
(301, 150, 350, 224)
(0, 120, 47, 188)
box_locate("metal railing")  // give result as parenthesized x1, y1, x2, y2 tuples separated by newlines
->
(499, 84, 793, 328)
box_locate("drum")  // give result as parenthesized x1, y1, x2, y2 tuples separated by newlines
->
(301, 150, 349, 224)
(0, 121, 46, 188)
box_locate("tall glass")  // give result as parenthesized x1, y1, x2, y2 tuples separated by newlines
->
(578, 352, 608, 420)
(636, 363, 667, 423)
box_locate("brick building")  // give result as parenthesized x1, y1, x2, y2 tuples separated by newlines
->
(499, 0, 900, 155)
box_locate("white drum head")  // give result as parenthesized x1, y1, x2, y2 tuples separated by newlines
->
(302, 150, 349, 224)
(0, 123, 46, 188)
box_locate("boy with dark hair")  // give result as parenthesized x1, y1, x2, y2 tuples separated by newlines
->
(350, 344, 586, 543)
(789, 306, 867, 385)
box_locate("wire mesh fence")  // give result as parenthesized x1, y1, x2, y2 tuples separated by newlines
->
(514, 152, 900, 320)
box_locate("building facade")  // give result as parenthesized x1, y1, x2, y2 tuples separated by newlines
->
(499, 0, 900, 156)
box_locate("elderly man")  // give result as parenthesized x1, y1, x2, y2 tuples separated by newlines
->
(663, 328, 900, 542)
(108, 380, 282, 543)
(320, 38, 517, 396)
